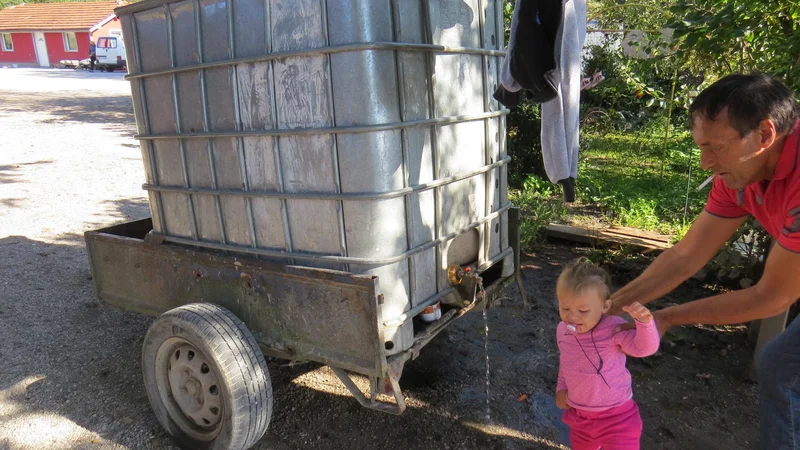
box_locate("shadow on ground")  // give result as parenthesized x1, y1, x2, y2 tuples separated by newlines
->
(19, 69, 128, 81)
(0, 160, 54, 185)
(0, 93, 135, 136)
(0, 197, 571, 450)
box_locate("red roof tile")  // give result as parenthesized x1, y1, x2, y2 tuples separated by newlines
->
(0, 2, 119, 32)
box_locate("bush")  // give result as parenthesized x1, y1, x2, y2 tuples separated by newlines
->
(509, 175, 567, 247)
(506, 100, 545, 188)
(580, 43, 700, 133)
(706, 218, 771, 288)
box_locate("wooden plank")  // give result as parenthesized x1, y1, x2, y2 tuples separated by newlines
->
(606, 225, 672, 243)
(545, 223, 672, 252)
(545, 223, 599, 245)
(603, 229, 671, 248)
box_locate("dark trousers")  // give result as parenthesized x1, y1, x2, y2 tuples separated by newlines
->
(756, 312, 800, 449)
(90, 55, 96, 71)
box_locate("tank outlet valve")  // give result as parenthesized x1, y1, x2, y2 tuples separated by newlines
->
(447, 264, 466, 285)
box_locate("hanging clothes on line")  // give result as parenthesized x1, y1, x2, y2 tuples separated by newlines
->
(493, 0, 563, 106)
(494, 0, 588, 203)
(581, 71, 605, 91)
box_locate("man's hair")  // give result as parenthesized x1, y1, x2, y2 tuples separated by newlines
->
(689, 73, 800, 137)
(557, 257, 612, 300)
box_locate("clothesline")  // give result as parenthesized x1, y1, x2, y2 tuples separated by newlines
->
(587, 28, 661, 34)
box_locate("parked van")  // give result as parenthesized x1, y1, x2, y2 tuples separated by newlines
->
(95, 35, 126, 72)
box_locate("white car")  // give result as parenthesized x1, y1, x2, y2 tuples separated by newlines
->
(96, 35, 126, 72)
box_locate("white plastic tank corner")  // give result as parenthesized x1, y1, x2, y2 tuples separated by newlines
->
(116, 0, 512, 356)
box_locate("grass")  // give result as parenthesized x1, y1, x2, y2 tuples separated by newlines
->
(509, 176, 568, 248)
(509, 124, 770, 285)
(511, 125, 710, 247)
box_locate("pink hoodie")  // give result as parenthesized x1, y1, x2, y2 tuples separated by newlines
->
(557, 315, 660, 411)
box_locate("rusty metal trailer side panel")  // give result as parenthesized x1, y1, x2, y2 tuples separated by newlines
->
(85, 219, 387, 378)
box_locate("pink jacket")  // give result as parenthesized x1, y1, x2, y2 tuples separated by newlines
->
(557, 315, 660, 411)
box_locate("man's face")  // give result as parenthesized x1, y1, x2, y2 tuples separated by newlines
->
(693, 109, 767, 190)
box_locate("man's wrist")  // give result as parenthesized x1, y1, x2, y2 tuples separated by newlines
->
(610, 293, 631, 311)
(654, 307, 676, 327)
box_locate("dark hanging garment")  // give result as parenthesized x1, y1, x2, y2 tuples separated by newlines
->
(493, 0, 563, 107)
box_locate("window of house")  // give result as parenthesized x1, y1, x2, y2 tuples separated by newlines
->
(97, 37, 117, 49)
(109, 29, 123, 36)
(63, 32, 78, 52)
(1, 33, 13, 52)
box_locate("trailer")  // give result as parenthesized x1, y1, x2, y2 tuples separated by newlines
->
(86, 0, 521, 448)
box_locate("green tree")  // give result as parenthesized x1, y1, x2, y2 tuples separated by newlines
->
(591, 0, 800, 91)
(668, 0, 800, 91)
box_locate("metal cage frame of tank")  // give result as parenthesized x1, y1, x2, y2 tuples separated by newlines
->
(117, 0, 514, 355)
(88, 0, 525, 420)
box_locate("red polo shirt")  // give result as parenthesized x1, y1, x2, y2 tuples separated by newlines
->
(705, 121, 800, 252)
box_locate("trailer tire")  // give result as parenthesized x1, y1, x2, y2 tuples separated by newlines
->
(142, 303, 272, 450)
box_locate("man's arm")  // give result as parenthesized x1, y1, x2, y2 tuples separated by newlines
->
(610, 211, 746, 311)
(657, 243, 800, 328)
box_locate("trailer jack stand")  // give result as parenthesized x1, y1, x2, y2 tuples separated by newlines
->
(332, 368, 406, 415)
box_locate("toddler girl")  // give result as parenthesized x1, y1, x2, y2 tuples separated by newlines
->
(555, 258, 660, 450)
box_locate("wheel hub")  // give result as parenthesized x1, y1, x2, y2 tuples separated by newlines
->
(167, 344, 223, 429)
(185, 378, 200, 397)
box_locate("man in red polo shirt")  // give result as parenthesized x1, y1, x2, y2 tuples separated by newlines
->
(611, 73, 800, 449)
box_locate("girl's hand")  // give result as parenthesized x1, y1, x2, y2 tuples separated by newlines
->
(616, 308, 672, 337)
(555, 390, 569, 409)
(622, 302, 653, 323)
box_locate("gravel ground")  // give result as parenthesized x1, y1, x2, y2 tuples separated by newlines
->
(0, 68, 759, 450)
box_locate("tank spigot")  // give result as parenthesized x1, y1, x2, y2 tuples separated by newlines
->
(447, 264, 466, 285)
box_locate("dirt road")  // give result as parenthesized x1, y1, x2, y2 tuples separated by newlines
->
(0, 68, 759, 450)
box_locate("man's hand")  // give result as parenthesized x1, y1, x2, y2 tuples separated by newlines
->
(615, 308, 672, 337)
(608, 294, 629, 316)
(623, 302, 653, 323)
(609, 295, 639, 317)
(555, 390, 569, 409)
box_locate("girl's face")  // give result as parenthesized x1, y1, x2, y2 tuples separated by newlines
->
(557, 285, 611, 334)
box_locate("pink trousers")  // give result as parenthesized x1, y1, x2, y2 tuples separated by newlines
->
(562, 399, 642, 450)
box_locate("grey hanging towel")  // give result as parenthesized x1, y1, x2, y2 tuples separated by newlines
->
(541, 0, 587, 203)
(494, 0, 586, 203)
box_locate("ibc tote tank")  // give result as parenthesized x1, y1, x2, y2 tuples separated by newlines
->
(117, 0, 513, 355)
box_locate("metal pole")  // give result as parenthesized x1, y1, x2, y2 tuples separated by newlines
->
(264, 0, 295, 263)
(390, 0, 416, 307)
(477, 0, 492, 266)
(166, 3, 200, 241)
(320, 0, 350, 272)
(124, 42, 506, 80)
(129, 14, 167, 235)
(194, 0, 228, 244)
(142, 156, 511, 201)
(162, 202, 513, 266)
(422, 0, 442, 292)
(227, 0, 259, 248)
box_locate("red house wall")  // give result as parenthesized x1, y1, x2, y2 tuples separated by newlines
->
(44, 30, 89, 64)
(92, 17, 122, 39)
(0, 32, 37, 64)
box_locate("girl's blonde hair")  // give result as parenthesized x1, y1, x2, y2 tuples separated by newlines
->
(556, 257, 612, 299)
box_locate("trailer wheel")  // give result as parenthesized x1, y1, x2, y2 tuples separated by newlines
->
(142, 303, 272, 450)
